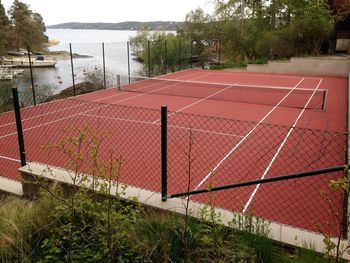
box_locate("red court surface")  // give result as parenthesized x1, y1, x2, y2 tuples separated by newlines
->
(0, 68, 347, 235)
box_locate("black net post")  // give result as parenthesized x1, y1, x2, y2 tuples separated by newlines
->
(12, 87, 26, 166)
(27, 46, 36, 106)
(127, 41, 131, 84)
(69, 43, 76, 96)
(102, 42, 106, 89)
(148, 40, 151, 77)
(161, 105, 168, 201)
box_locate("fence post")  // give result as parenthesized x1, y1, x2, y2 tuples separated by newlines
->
(102, 42, 106, 89)
(69, 43, 76, 96)
(27, 46, 36, 106)
(178, 38, 182, 71)
(12, 88, 26, 166)
(164, 39, 167, 74)
(218, 39, 222, 70)
(161, 105, 168, 201)
(116, 74, 121, 90)
(190, 40, 193, 68)
(127, 41, 131, 84)
(148, 40, 151, 77)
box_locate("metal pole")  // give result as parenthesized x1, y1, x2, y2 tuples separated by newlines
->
(161, 105, 168, 201)
(12, 87, 26, 166)
(69, 43, 76, 96)
(102, 42, 106, 89)
(218, 39, 222, 70)
(116, 74, 121, 90)
(190, 40, 193, 68)
(178, 38, 182, 71)
(168, 165, 346, 199)
(164, 39, 167, 74)
(148, 40, 151, 77)
(127, 41, 131, 84)
(27, 46, 36, 106)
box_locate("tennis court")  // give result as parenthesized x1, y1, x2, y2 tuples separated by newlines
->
(0, 68, 347, 235)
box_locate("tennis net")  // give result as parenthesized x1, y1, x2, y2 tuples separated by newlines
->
(116, 75, 327, 110)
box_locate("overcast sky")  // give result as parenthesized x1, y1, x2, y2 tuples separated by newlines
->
(2, 0, 215, 25)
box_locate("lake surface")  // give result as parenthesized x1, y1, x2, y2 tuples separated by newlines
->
(14, 29, 143, 93)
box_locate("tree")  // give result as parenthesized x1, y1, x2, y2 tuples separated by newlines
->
(291, 1, 333, 55)
(8, 0, 48, 51)
(181, 8, 213, 66)
(0, 0, 10, 56)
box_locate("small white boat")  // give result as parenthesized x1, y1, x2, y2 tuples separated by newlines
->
(2, 57, 57, 68)
(7, 51, 26, 56)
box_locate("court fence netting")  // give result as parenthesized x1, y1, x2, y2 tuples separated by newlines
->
(0, 86, 348, 238)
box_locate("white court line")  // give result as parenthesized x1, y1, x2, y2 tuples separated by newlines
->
(0, 77, 181, 129)
(0, 70, 207, 130)
(205, 70, 324, 80)
(0, 72, 212, 140)
(152, 85, 235, 123)
(0, 155, 20, 162)
(80, 113, 244, 138)
(123, 73, 325, 92)
(242, 78, 324, 213)
(193, 77, 306, 191)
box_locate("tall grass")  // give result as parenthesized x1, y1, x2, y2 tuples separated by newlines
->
(0, 192, 59, 262)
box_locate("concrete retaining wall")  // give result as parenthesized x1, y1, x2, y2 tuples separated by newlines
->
(18, 162, 350, 260)
(247, 57, 350, 77)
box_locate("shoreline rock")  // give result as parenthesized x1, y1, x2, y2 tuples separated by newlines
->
(43, 51, 93, 60)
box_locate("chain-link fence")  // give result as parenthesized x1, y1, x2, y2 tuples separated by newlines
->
(165, 111, 347, 236)
(0, 39, 225, 111)
(0, 89, 347, 237)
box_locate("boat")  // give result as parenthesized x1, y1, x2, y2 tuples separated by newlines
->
(7, 50, 26, 56)
(2, 56, 58, 68)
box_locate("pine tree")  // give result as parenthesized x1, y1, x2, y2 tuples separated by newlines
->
(9, 0, 47, 51)
(0, 0, 10, 56)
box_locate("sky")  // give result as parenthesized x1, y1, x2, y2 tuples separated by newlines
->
(2, 0, 215, 25)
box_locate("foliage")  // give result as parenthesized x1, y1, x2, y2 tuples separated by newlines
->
(0, 192, 59, 262)
(0, 81, 13, 113)
(316, 167, 350, 262)
(130, 1, 335, 73)
(129, 29, 192, 76)
(0, 0, 10, 56)
(0, 0, 48, 54)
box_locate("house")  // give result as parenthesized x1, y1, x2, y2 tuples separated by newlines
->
(328, 0, 350, 53)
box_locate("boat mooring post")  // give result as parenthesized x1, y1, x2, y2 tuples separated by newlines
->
(27, 46, 36, 106)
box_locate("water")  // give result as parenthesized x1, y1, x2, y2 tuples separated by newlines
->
(13, 29, 143, 93)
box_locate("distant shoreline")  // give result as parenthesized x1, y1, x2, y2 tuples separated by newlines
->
(47, 21, 182, 31)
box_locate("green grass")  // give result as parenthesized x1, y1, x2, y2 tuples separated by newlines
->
(0, 190, 330, 262)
